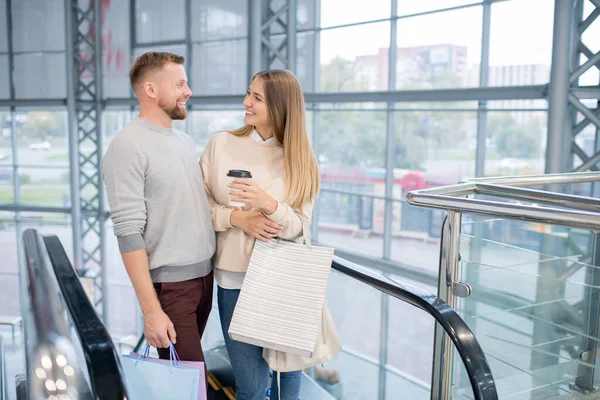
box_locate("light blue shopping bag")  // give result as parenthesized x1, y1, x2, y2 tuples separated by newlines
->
(120, 344, 200, 400)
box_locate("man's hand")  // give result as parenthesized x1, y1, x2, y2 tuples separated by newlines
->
(143, 309, 177, 349)
(231, 211, 282, 242)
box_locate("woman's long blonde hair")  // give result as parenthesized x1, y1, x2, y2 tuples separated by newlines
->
(229, 69, 320, 211)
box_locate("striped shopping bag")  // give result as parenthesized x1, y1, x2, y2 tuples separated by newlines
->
(228, 234, 334, 357)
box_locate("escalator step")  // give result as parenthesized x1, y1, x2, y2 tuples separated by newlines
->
(207, 371, 235, 400)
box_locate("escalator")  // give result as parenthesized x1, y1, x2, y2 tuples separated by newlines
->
(15, 227, 498, 399)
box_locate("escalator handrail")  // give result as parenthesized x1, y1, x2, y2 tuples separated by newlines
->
(43, 234, 129, 399)
(331, 255, 498, 400)
(21, 229, 94, 399)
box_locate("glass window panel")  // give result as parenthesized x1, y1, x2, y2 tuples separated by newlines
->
(317, 107, 387, 170)
(487, 99, 548, 110)
(191, 0, 247, 41)
(105, 218, 140, 336)
(105, 219, 131, 284)
(13, 53, 67, 98)
(326, 269, 381, 398)
(4, 213, 72, 321)
(11, 0, 65, 52)
(0, 2, 7, 52)
(485, 111, 547, 176)
(488, 0, 553, 86)
(396, 7, 482, 89)
(0, 55, 9, 99)
(305, 110, 314, 145)
(0, 168, 14, 203)
(398, 0, 479, 17)
(103, 109, 135, 155)
(582, 1, 600, 54)
(133, 45, 186, 61)
(394, 110, 477, 188)
(298, 0, 318, 30)
(188, 109, 245, 156)
(574, 122, 598, 174)
(16, 167, 70, 207)
(386, 276, 436, 396)
(191, 40, 247, 95)
(297, 31, 317, 91)
(577, 57, 600, 87)
(107, 284, 139, 337)
(103, 0, 132, 98)
(579, 0, 600, 89)
(320, 22, 390, 92)
(136, 0, 185, 43)
(317, 192, 384, 258)
(389, 198, 444, 269)
(0, 212, 17, 273)
(395, 101, 478, 110)
(20, 213, 73, 263)
(0, 273, 20, 317)
(0, 111, 11, 165)
(14, 110, 68, 167)
(390, 111, 477, 267)
(320, 0, 390, 28)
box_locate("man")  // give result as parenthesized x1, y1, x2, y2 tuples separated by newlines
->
(101, 52, 215, 363)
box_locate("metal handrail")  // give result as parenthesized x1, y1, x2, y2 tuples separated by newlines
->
(406, 171, 600, 231)
(21, 229, 94, 399)
(332, 256, 498, 400)
(464, 171, 600, 186)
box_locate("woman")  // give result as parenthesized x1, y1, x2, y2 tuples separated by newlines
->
(200, 69, 320, 400)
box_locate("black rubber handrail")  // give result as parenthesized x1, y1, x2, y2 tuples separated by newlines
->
(42, 233, 128, 400)
(331, 255, 498, 400)
(22, 229, 95, 399)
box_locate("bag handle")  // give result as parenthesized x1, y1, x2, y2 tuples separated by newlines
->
(135, 343, 180, 371)
(302, 224, 312, 250)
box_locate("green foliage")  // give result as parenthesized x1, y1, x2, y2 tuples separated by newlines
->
(489, 114, 542, 159)
(21, 111, 63, 140)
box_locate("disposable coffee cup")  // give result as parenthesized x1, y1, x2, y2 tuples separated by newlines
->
(227, 169, 252, 207)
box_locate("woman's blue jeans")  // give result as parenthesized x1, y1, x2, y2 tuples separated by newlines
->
(218, 286, 302, 400)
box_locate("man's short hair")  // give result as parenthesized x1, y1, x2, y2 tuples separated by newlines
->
(129, 52, 185, 91)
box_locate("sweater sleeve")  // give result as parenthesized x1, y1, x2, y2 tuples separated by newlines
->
(101, 136, 147, 252)
(200, 134, 234, 232)
(265, 201, 314, 241)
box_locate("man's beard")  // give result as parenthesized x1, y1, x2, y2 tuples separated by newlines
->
(159, 98, 187, 120)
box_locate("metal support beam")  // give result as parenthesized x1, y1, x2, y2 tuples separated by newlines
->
(431, 213, 461, 400)
(570, 51, 600, 84)
(383, 0, 398, 261)
(461, 0, 492, 393)
(546, 0, 575, 179)
(286, 0, 297, 71)
(65, 0, 83, 278)
(248, 0, 262, 79)
(66, 0, 106, 321)
(377, 5, 397, 398)
(259, 0, 296, 71)
(569, 0, 600, 177)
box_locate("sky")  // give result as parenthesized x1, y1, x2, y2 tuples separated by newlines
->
(318, 0, 599, 81)
(99, 0, 599, 86)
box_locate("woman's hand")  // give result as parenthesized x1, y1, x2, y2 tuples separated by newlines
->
(230, 211, 282, 242)
(228, 178, 278, 214)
